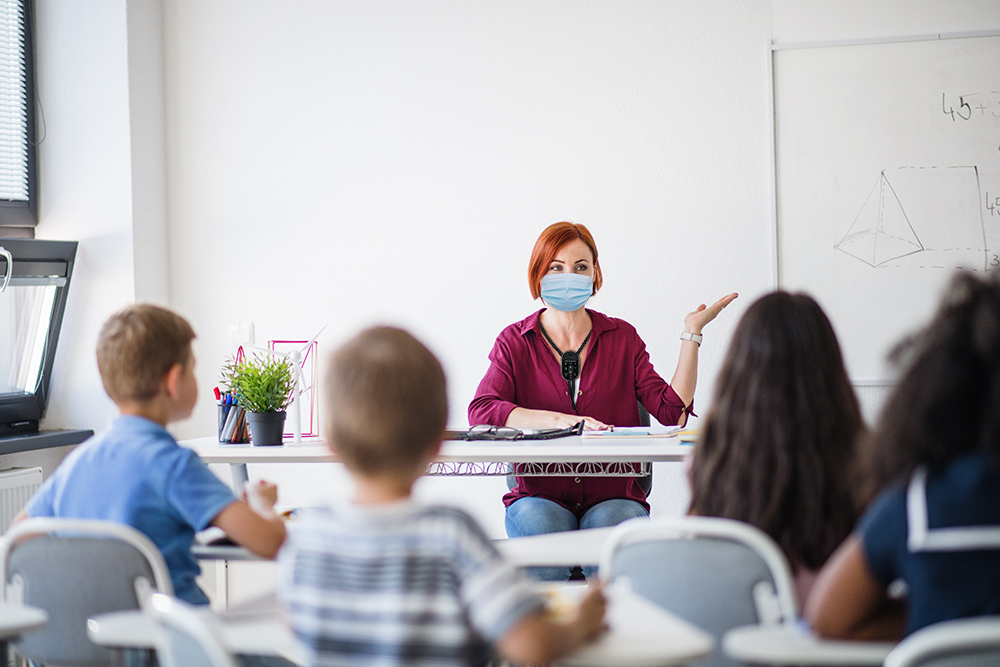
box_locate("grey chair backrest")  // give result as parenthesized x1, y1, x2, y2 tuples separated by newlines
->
(884, 616, 1000, 667)
(0, 518, 173, 667)
(599, 516, 798, 667)
(148, 593, 238, 667)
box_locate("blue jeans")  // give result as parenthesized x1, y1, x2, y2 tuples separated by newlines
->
(505, 496, 649, 580)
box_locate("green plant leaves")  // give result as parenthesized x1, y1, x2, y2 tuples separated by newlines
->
(225, 353, 295, 413)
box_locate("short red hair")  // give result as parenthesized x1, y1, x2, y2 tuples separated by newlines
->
(527, 222, 603, 300)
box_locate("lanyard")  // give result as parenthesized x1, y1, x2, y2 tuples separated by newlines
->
(906, 465, 1000, 552)
(538, 321, 592, 411)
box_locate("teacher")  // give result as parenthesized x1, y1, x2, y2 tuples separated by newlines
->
(468, 222, 737, 567)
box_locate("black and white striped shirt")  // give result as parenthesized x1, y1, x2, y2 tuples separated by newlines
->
(277, 500, 545, 667)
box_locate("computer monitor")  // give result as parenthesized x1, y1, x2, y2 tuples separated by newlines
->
(0, 238, 77, 437)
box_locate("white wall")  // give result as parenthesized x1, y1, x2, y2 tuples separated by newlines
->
(15, 0, 1000, 534)
(160, 0, 775, 533)
(32, 0, 135, 434)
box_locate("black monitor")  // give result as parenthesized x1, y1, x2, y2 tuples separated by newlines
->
(0, 238, 77, 437)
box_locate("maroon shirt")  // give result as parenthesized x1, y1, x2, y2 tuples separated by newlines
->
(468, 309, 688, 514)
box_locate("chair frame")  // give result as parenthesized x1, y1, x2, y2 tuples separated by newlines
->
(883, 616, 1000, 667)
(148, 593, 238, 667)
(0, 517, 174, 604)
(598, 515, 799, 625)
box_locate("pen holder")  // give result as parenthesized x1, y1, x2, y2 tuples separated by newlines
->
(217, 404, 227, 438)
(218, 403, 250, 444)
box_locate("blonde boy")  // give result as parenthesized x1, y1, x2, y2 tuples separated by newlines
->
(18, 304, 285, 604)
(277, 326, 605, 667)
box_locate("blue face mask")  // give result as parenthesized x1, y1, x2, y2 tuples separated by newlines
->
(540, 273, 593, 312)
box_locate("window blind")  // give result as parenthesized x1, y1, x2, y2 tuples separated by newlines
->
(0, 0, 27, 203)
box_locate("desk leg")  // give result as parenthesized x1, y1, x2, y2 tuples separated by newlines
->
(216, 559, 229, 611)
(230, 462, 249, 492)
(221, 464, 246, 613)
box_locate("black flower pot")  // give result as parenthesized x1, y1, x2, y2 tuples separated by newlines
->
(247, 411, 286, 446)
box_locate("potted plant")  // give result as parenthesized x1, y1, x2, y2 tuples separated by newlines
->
(223, 352, 296, 446)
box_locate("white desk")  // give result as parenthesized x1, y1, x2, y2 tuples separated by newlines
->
(723, 624, 896, 666)
(497, 526, 615, 567)
(87, 593, 305, 663)
(0, 603, 48, 663)
(193, 526, 617, 568)
(88, 585, 712, 667)
(180, 435, 692, 489)
(562, 584, 713, 667)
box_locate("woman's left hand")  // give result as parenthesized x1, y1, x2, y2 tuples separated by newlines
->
(684, 292, 738, 334)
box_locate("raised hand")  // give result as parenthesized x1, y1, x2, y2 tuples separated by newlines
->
(684, 292, 738, 334)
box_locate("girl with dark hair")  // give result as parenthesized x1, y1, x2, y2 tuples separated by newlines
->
(688, 291, 864, 609)
(807, 272, 1000, 640)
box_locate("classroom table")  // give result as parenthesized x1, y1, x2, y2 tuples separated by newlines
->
(193, 526, 617, 567)
(192, 526, 618, 609)
(0, 602, 48, 664)
(87, 593, 305, 665)
(87, 582, 713, 667)
(179, 434, 692, 490)
(722, 623, 896, 665)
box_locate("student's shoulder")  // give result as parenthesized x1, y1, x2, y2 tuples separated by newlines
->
(415, 505, 495, 547)
(860, 480, 907, 526)
(60, 417, 178, 466)
(98, 415, 182, 451)
(291, 503, 483, 535)
(284, 505, 352, 538)
(856, 480, 908, 555)
(419, 504, 481, 524)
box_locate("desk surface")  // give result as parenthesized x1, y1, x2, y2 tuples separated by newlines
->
(0, 602, 47, 640)
(180, 435, 692, 464)
(192, 526, 617, 567)
(723, 624, 896, 666)
(497, 526, 614, 567)
(89, 585, 711, 667)
(564, 584, 713, 667)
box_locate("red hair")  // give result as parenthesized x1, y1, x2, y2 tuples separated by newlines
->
(527, 222, 603, 300)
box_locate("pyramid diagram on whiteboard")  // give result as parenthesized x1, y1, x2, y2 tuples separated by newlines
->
(836, 172, 923, 267)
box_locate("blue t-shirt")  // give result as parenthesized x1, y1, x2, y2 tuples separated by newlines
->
(858, 452, 1000, 635)
(26, 415, 237, 604)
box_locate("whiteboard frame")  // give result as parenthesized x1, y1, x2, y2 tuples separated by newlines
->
(772, 29, 1000, 52)
(769, 29, 1000, 387)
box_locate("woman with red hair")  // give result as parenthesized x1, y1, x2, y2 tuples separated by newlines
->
(469, 221, 736, 579)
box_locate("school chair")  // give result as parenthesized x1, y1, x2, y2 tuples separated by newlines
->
(598, 515, 798, 667)
(0, 517, 173, 666)
(883, 616, 1000, 667)
(147, 593, 238, 667)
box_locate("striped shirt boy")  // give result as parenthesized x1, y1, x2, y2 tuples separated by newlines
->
(277, 501, 545, 667)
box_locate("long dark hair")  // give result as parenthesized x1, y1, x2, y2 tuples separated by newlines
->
(861, 272, 1000, 500)
(689, 291, 864, 571)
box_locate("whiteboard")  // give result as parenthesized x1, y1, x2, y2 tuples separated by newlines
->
(774, 35, 1000, 383)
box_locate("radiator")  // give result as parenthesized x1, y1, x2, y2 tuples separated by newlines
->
(0, 467, 42, 533)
